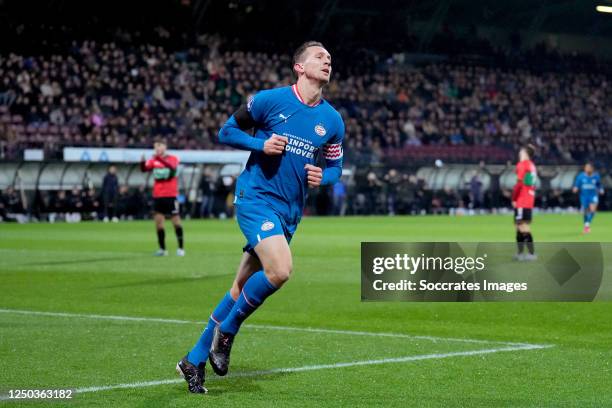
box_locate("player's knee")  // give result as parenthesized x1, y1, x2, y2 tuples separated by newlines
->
(266, 263, 292, 285)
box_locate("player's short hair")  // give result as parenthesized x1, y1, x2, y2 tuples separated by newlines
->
(153, 137, 167, 146)
(522, 144, 535, 159)
(292, 41, 325, 75)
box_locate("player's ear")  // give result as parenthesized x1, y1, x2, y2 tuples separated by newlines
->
(293, 63, 304, 75)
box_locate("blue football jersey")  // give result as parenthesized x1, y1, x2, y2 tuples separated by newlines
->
(234, 85, 345, 224)
(574, 172, 602, 197)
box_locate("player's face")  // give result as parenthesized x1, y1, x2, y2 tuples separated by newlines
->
(298, 46, 332, 84)
(518, 148, 527, 161)
(585, 164, 593, 174)
(154, 142, 166, 156)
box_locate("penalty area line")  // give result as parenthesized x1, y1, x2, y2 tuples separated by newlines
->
(0, 308, 549, 347)
(0, 343, 552, 398)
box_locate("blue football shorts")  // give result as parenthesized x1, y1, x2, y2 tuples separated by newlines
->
(580, 194, 598, 208)
(235, 200, 297, 254)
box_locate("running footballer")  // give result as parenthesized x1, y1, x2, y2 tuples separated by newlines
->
(176, 41, 344, 393)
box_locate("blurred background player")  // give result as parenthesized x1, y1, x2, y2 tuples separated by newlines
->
(140, 138, 184, 256)
(573, 163, 604, 233)
(512, 144, 537, 261)
(176, 41, 344, 394)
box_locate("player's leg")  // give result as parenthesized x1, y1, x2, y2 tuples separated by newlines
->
(209, 235, 289, 376)
(187, 251, 261, 366)
(208, 201, 294, 375)
(518, 219, 536, 259)
(154, 212, 167, 256)
(170, 208, 184, 256)
(589, 202, 598, 224)
(179, 251, 261, 392)
(514, 208, 526, 259)
(580, 198, 589, 232)
(583, 201, 597, 233)
(102, 194, 110, 222)
(111, 194, 118, 222)
(519, 222, 533, 253)
(514, 208, 535, 260)
(221, 235, 291, 332)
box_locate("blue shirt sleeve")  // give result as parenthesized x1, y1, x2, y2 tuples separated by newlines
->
(321, 116, 345, 185)
(218, 116, 265, 151)
(217, 89, 275, 152)
(247, 90, 274, 125)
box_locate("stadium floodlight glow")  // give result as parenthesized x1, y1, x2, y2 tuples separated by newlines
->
(596, 5, 612, 13)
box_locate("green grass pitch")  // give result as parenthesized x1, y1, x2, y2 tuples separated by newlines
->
(1, 213, 612, 407)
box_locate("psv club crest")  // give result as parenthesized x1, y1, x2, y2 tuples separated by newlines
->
(314, 124, 326, 137)
(261, 221, 275, 231)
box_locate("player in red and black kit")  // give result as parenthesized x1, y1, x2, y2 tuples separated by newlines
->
(511, 144, 537, 261)
(140, 138, 185, 256)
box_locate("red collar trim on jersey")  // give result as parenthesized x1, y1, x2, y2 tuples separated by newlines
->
(292, 84, 322, 107)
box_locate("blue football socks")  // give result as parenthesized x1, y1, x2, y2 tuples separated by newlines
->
(220, 270, 277, 335)
(587, 211, 595, 225)
(187, 291, 236, 366)
(584, 211, 595, 226)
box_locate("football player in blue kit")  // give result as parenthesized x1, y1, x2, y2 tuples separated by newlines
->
(573, 162, 604, 234)
(176, 41, 345, 393)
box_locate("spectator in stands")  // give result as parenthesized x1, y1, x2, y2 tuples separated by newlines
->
(468, 171, 484, 210)
(198, 172, 215, 218)
(0, 192, 6, 221)
(135, 185, 151, 219)
(0, 27, 609, 220)
(0, 186, 27, 223)
(384, 168, 402, 215)
(0, 36, 609, 164)
(116, 185, 130, 219)
(29, 189, 48, 221)
(82, 188, 101, 220)
(363, 172, 383, 214)
(66, 186, 84, 223)
(48, 190, 67, 222)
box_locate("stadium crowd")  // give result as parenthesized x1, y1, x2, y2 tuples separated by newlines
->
(0, 26, 610, 223)
(0, 35, 610, 164)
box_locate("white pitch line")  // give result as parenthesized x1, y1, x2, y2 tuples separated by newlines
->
(0, 308, 194, 325)
(0, 308, 546, 347)
(0, 343, 551, 399)
(244, 323, 537, 347)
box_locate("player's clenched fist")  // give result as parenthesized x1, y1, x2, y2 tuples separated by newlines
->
(304, 164, 323, 188)
(263, 134, 288, 155)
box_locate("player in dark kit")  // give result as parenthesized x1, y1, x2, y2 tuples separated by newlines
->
(176, 41, 344, 394)
(512, 144, 537, 261)
(140, 138, 185, 257)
